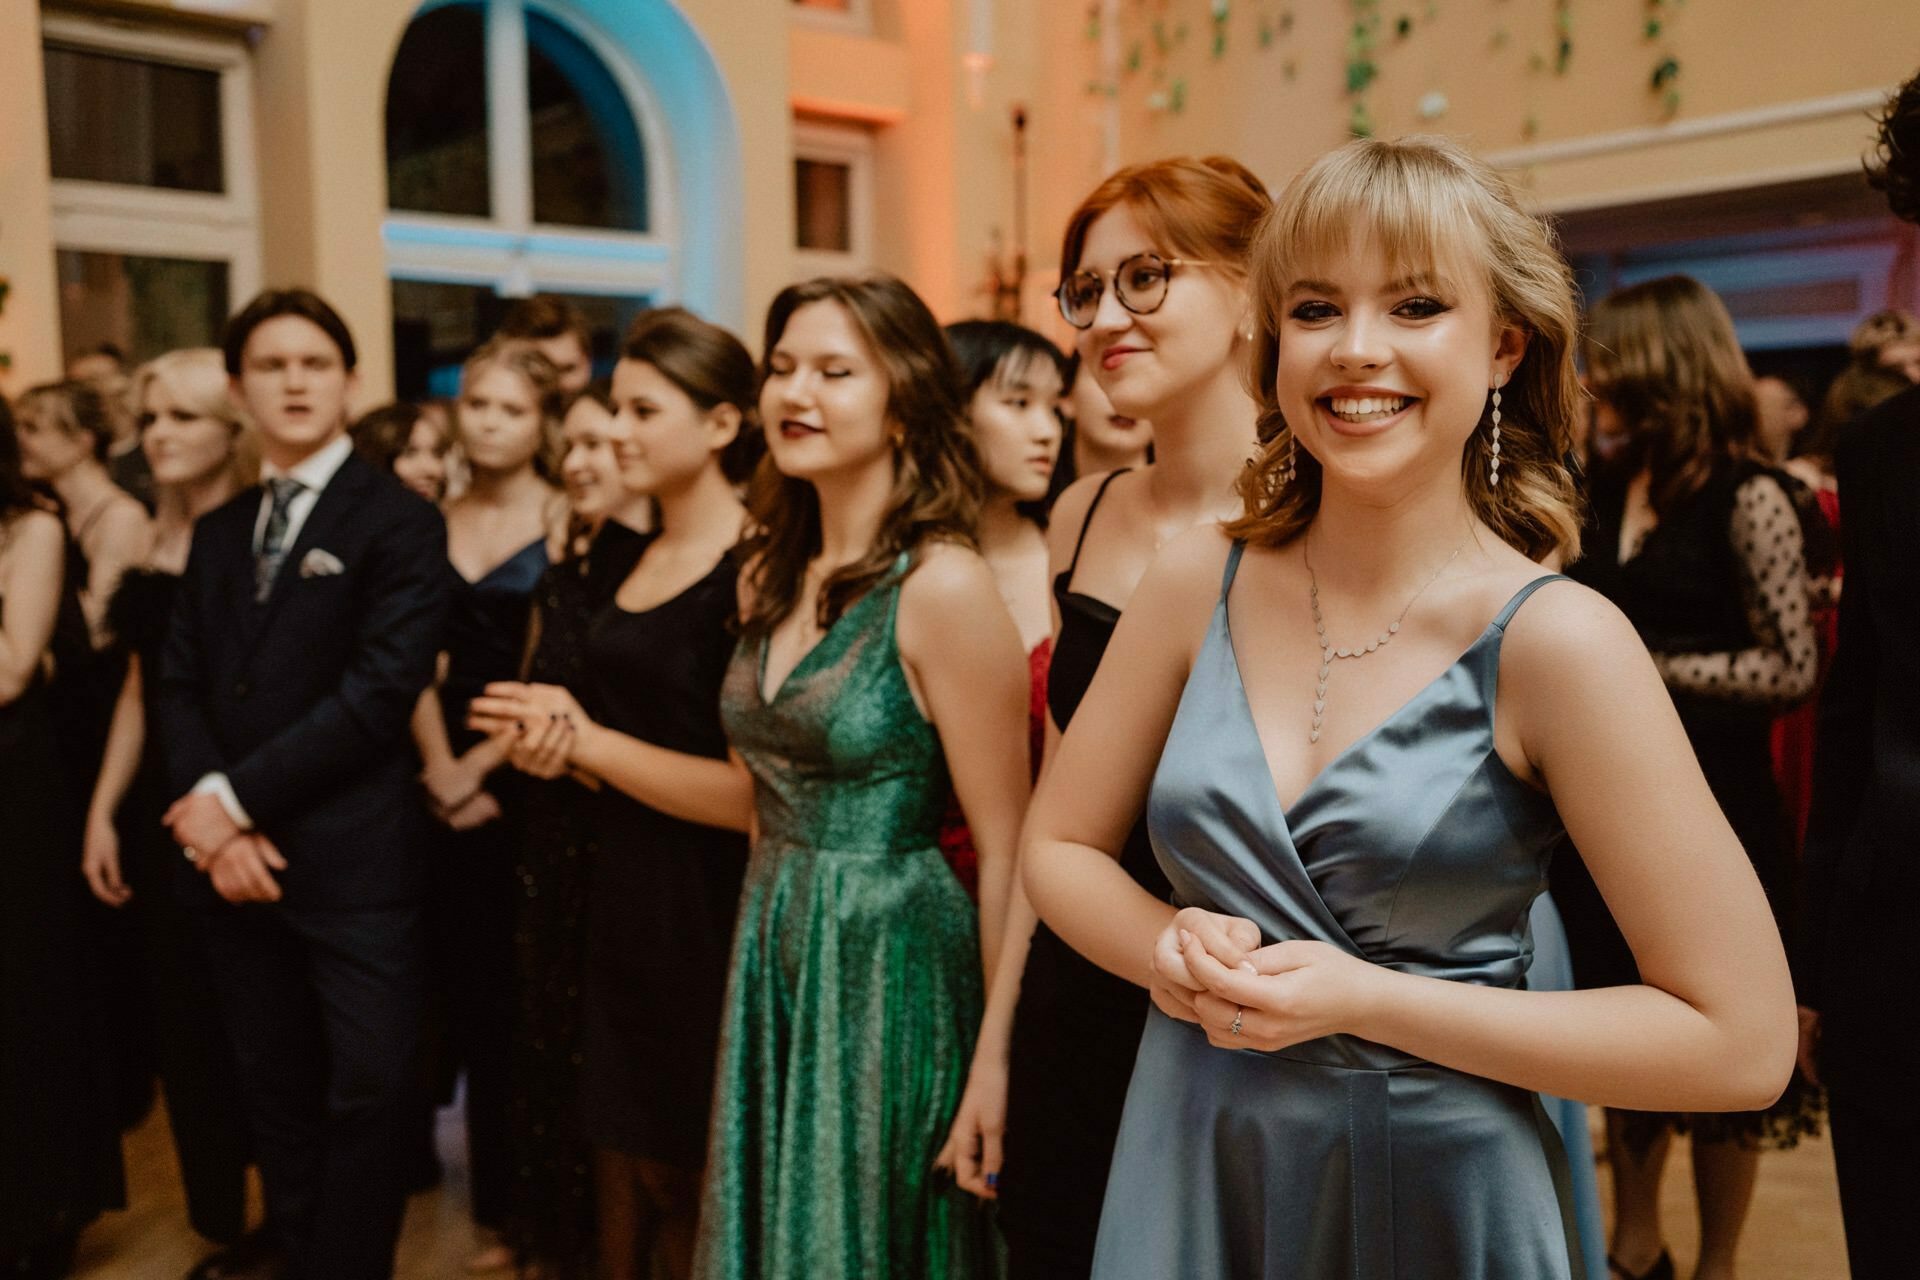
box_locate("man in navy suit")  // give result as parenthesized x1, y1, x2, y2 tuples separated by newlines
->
(1798, 68, 1920, 1280)
(158, 290, 450, 1280)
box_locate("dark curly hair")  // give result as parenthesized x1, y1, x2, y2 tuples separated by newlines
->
(1868, 70, 1920, 225)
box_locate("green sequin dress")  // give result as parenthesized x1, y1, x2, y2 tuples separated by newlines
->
(696, 556, 1000, 1280)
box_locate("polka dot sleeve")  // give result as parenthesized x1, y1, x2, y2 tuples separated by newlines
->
(1654, 473, 1819, 708)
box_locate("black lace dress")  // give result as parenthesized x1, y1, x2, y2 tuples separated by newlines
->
(501, 520, 647, 1276)
(1562, 457, 1825, 1147)
(1000, 470, 1174, 1274)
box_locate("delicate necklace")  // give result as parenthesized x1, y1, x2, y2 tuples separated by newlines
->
(1304, 533, 1464, 744)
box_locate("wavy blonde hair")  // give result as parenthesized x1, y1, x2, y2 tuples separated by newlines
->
(132, 348, 259, 521)
(1225, 136, 1583, 562)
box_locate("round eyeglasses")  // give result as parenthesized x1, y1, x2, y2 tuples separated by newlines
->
(1055, 252, 1213, 330)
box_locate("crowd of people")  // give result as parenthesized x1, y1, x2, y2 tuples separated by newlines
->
(1, 65, 1916, 1280)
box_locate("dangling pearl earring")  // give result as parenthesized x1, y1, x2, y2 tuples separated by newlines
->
(1488, 386, 1503, 488)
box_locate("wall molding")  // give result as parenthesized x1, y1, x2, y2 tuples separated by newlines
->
(1484, 88, 1892, 172)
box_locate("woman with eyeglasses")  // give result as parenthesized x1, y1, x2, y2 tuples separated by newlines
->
(935, 157, 1269, 1278)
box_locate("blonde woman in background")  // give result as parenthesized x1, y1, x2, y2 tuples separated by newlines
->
(410, 337, 568, 1274)
(79, 348, 259, 1256)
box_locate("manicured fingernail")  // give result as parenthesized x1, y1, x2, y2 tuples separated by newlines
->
(1178, 929, 1191, 945)
(1240, 961, 1257, 974)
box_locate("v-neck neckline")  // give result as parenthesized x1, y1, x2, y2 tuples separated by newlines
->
(756, 590, 871, 706)
(457, 535, 547, 587)
(1218, 573, 1534, 821)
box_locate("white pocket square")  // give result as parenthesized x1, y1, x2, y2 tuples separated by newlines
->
(298, 548, 346, 578)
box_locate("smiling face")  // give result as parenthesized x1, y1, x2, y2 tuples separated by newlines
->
(458, 363, 547, 476)
(967, 352, 1063, 503)
(1072, 204, 1245, 423)
(759, 300, 894, 484)
(232, 315, 356, 468)
(610, 357, 734, 499)
(391, 416, 449, 501)
(139, 373, 235, 489)
(558, 396, 627, 519)
(1275, 236, 1524, 501)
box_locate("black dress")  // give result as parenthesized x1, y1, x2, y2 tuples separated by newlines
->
(502, 520, 647, 1275)
(0, 592, 125, 1271)
(104, 569, 252, 1243)
(999, 470, 1172, 1276)
(1561, 456, 1824, 1148)
(577, 536, 748, 1168)
(430, 535, 550, 1230)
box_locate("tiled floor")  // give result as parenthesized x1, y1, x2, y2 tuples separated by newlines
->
(74, 1102, 1851, 1277)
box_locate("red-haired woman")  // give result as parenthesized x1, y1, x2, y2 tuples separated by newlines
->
(938, 156, 1270, 1277)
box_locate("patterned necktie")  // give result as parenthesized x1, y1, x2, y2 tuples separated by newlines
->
(254, 476, 305, 602)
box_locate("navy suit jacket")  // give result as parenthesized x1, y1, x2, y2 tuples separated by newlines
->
(158, 448, 451, 910)
(1800, 383, 1920, 1084)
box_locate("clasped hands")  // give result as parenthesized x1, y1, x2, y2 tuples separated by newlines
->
(163, 790, 288, 904)
(466, 681, 591, 782)
(1149, 906, 1384, 1053)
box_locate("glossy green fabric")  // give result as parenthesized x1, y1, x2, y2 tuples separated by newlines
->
(697, 558, 1000, 1280)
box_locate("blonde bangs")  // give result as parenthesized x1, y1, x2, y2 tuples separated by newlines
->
(1252, 144, 1496, 336)
(1231, 135, 1585, 564)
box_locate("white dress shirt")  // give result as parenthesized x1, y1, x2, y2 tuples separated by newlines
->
(194, 431, 358, 831)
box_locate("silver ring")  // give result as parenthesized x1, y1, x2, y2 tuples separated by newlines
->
(1229, 1007, 1244, 1037)
(182, 845, 202, 866)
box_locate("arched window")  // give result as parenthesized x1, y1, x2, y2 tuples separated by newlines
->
(383, 0, 670, 397)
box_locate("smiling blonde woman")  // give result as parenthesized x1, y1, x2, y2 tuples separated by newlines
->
(1022, 136, 1796, 1280)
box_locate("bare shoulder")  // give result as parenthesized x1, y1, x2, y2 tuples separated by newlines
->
(4, 507, 64, 554)
(1123, 524, 1235, 656)
(100, 492, 152, 537)
(0, 508, 65, 577)
(1150, 522, 1237, 587)
(1498, 575, 1653, 703)
(900, 539, 1000, 616)
(1044, 468, 1137, 571)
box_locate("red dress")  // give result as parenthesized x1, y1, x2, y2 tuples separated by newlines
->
(937, 638, 1051, 897)
(1770, 483, 1841, 853)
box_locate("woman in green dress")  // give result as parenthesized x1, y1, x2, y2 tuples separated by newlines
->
(694, 275, 1033, 1280)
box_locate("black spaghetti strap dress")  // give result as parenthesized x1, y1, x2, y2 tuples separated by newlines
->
(998, 470, 1173, 1277)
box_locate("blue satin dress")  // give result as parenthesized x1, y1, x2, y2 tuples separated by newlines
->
(1091, 544, 1585, 1279)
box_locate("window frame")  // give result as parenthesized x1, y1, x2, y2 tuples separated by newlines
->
(41, 13, 262, 325)
(383, 0, 678, 308)
(792, 120, 874, 278)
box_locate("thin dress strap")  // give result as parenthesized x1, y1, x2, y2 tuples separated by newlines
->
(1061, 467, 1131, 590)
(1220, 540, 1247, 599)
(1491, 573, 1570, 630)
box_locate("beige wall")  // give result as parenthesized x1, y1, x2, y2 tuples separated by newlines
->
(0, 1, 62, 393)
(999, 0, 1920, 278)
(680, 0, 793, 341)
(252, 0, 409, 403)
(12, 0, 1920, 395)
